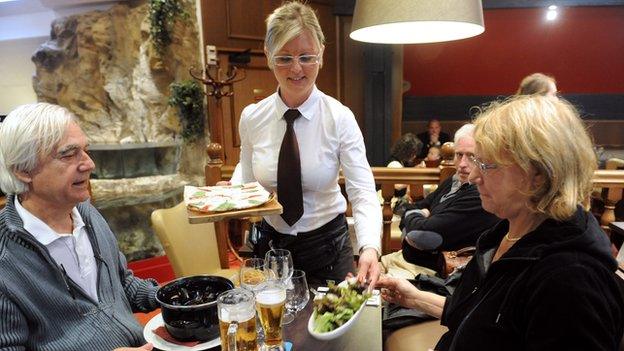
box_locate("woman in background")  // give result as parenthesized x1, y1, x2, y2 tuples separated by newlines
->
(516, 72, 557, 97)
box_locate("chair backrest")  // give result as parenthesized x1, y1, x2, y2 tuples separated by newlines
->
(151, 202, 224, 277)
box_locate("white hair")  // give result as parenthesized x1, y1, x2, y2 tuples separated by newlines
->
(0, 103, 75, 194)
(454, 123, 475, 144)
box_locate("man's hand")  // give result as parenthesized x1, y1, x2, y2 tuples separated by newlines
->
(357, 248, 380, 290)
(114, 343, 153, 351)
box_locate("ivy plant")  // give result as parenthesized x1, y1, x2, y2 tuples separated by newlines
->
(149, 0, 188, 54)
(169, 80, 205, 141)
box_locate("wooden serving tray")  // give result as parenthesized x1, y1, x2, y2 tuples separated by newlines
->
(187, 196, 283, 223)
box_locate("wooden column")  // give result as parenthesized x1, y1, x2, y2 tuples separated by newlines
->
(380, 183, 394, 255)
(205, 143, 230, 269)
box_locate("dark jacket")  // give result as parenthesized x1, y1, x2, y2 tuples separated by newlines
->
(417, 131, 451, 158)
(400, 177, 500, 268)
(436, 208, 624, 351)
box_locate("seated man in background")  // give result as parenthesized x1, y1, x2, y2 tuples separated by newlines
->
(400, 124, 499, 273)
(417, 119, 451, 159)
(0, 103, 157, 351)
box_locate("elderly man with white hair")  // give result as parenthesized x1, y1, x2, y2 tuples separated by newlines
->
(0, 103, 156, 351)
(399, 124, 499, 273)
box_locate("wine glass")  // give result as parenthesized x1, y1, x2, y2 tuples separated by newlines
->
(240, 258, 268, 292)
(284, 269, 309, 325)
(264, 249, 294, 284)
(264, 249, 294, 324)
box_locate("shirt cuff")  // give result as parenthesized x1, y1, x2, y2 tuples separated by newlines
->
(359, 244, 381, 259)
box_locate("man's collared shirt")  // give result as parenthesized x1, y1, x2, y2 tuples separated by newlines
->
(15, 197, 98, 301)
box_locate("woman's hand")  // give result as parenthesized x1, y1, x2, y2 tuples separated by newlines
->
(357, 248, 381, 290)
(215, 181, 231, 186)
(114, 343, 153, 351)
(375, 276, 421, 308)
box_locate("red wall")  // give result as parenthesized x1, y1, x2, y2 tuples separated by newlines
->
(404, 6, 624, 96)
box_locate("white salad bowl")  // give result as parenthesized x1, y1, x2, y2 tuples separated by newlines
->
(307, 298, 366, 341)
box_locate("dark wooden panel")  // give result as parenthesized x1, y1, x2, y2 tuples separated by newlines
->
(337, 15, 365, 130)
(403, 94, 624, 121)
(225, 0, 268, 41)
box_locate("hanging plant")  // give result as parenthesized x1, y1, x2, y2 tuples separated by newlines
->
(149, 0, 188, 54)
(169, 80, 205, 141)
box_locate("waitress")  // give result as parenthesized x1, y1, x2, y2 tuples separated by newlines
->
(238, 1, 381, 286)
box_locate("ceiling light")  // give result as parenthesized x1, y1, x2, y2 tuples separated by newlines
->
(350, 0, 485, 44)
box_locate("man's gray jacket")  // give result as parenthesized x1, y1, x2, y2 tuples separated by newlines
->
(0, 195, 159, 350)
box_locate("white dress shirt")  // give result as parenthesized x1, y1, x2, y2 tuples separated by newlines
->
(239, 86, 382, 253)
(15, 197, 99, 301)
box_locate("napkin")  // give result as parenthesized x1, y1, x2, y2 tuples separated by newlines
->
(152, 326, 201, 347)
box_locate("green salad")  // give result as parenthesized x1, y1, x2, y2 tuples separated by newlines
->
(312, 278, 371, 333)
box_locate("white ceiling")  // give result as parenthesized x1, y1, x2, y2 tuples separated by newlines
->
(0, 0, 125, 41)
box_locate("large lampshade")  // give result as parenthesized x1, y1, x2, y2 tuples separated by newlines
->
(350, 0, 485, 44)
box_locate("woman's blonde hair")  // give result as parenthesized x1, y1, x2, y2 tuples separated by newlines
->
(473, 95, 596, 220)
(516, 73, 556, 96)
(264, 1, 325, 69)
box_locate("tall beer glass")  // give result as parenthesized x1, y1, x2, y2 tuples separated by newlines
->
(255, 280, 287, 351)
(217, 288, 257, 351)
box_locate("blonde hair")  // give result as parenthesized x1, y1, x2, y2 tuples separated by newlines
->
(516, 73, 556, 96)
(264, 1, 325, 69)
(0, 103, 75, 194)
(473, 95, 596, 220)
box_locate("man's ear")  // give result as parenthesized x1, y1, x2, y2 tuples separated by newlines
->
(14, 170, 32, 184)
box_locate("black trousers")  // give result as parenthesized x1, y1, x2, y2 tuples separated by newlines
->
(255, 214, 355, 286)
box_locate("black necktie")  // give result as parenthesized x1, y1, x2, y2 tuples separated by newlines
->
(278, 109, 304, 226)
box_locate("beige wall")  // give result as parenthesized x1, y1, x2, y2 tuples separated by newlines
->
(0, 37, 46, 115)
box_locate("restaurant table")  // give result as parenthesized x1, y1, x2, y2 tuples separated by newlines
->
(283, 300, 383, 351)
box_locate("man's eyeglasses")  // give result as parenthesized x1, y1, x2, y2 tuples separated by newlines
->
(272, 54, 320, 67)
(469, 155, 497, 174)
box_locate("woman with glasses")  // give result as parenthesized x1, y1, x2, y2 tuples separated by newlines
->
(238, 1, 381, 286)
(377, 95, 624, 350)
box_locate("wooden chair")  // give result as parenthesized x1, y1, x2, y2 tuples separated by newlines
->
(151, 202, 239, 279)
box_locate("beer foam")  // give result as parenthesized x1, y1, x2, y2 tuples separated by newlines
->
(219, 306, 255, 323)
(255, 288, 286, 305)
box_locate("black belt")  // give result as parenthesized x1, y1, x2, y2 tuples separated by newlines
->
(260, 214, 346, 240)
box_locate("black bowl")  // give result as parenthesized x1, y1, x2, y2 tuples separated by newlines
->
(156, 275, 234, 341)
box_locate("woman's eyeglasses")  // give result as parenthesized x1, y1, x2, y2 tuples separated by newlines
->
(469, 155, 497, 174)
(272, 54, 320, 67)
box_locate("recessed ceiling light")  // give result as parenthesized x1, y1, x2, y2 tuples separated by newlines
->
(546, 9, 558, 20)
(548, 5, 557, 10)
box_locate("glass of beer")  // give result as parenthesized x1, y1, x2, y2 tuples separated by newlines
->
(217, 288, 257, 351)
(255, 280, 287, 351)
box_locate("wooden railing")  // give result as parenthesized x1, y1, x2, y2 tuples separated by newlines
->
(204, 143, 624, 264)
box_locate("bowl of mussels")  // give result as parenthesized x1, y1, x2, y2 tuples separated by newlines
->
(156, 275, 234, 341)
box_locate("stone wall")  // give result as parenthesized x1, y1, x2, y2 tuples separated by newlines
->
(30, 0, 208, 260)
